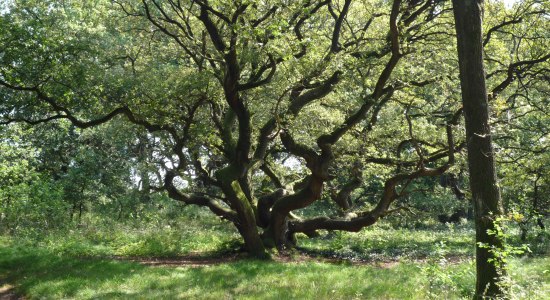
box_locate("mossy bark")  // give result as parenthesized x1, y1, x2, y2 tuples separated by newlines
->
(216, 166, 267, 258)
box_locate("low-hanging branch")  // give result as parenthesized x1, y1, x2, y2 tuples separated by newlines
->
(289, 116, 457, 234)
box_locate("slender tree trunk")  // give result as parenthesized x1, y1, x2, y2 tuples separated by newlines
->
(532, 174, 544, 230)
(2, 194, 11, 231)
(117, 200, 124, 221)
(452, 1, 506, 298)
(70, 200, 77, 221)
(78, 201, 83, 220)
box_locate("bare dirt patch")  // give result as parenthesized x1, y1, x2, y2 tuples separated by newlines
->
(110, 253, 240, 267)
(110, 249, 472, 268)
(0, 283, 24, 300)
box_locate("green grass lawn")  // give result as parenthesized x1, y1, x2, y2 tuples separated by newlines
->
(0, 244, 548, 299)
(297, 224, 476, 261)
(1, 229, 549, 300)
(1, 207, 548, 299)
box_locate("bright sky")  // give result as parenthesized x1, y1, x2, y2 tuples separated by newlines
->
(504, 0, 519, 7)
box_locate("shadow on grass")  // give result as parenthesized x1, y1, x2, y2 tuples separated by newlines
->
(1, 242, 548, 299)
(298, 228, 476, 261)
(0, 244, 429, 299)
(0, 247, 142, 298)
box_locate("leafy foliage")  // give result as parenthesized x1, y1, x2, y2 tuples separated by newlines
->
(0, 1, 547, 294)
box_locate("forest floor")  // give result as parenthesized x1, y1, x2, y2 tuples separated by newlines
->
(0, 219, 548, 299)
(0, 243, 548, 299)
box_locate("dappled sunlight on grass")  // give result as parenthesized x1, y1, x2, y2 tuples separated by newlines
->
(298, 223, 476, 261)
(0, 246, 420, 299)
(9, 209, 242, 258)
(1, 238, 548, 299)
(1, 220, 548, 300)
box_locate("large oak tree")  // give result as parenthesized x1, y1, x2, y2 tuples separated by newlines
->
(0, 0, 547, 260)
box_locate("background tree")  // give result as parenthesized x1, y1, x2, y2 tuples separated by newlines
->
(453, 0, 509, 297)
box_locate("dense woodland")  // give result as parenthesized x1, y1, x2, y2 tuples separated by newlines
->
(0, 0, 548, 299)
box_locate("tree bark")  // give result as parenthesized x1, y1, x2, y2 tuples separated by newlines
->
(216, 166, 268, 258)
(452, 1, 506, 298)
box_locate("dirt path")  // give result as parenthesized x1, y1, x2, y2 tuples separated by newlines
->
(110, 251, 471, 268)
(0, 283, 24, 300)
(110, 252, 371, 268)
(110, 253, 240, 267)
